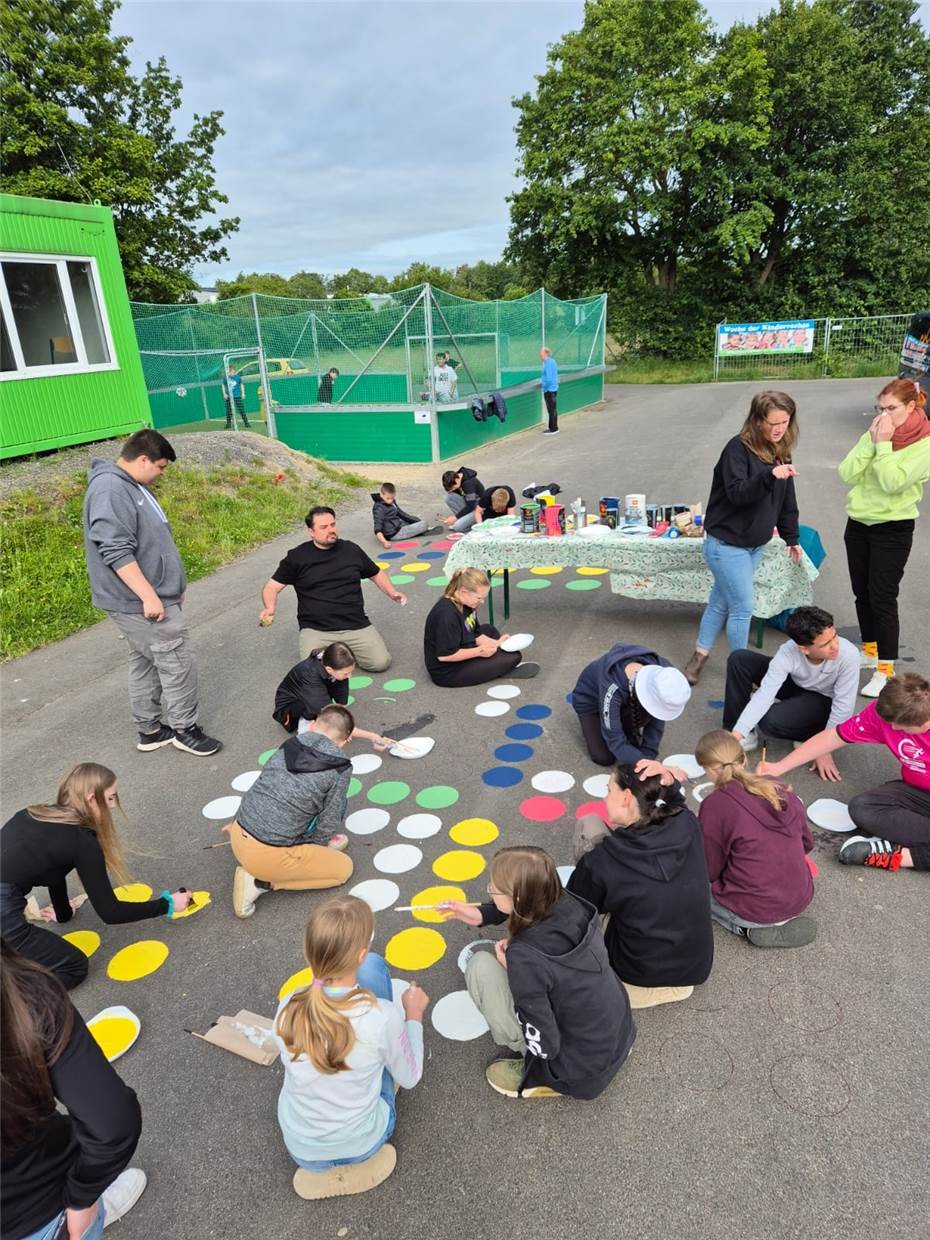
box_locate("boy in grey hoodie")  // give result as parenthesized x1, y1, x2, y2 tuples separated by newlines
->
(82, 429, 221, 756)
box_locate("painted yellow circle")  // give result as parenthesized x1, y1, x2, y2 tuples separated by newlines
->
(401, 562, 431, 572)
(170, 890, 211, 920)
(449, 817, 500, 847)
(385, 927, 446, 970)
(106, 940, 169, 982)
(113, 883, 154, 902)
(531, 565, 562, 574)
(62, 930, 100, 957)
(278, 966, 314, 1001)
(577, 566, 609, 576)
(89, 1015, 138, 1061)
(376, 560, 391, 570)
(410, 885, 466, 923)
(432, 850, 487, 882)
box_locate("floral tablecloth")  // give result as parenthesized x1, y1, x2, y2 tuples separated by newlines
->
(444, 518, 818, 617)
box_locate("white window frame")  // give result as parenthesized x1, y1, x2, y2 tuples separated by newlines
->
(0, 252, 119, 382)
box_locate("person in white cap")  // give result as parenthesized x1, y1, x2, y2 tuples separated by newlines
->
(569, 642, 691, 766)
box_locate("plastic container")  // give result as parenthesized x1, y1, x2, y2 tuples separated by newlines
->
(542, 504, 565, 536)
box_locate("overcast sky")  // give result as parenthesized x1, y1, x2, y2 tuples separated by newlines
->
(111, 0, 929, 286)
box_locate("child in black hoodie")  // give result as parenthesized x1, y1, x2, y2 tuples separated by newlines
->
(568, 765, 714, 1008)
(442, 847, 634, 1100)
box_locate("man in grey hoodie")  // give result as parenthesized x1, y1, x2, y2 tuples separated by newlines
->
(82, 429, 221, 756)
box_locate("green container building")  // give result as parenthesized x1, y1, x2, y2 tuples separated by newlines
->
(0, 194, 152, 459)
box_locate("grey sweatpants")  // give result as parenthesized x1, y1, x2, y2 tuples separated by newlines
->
(299, 623, 391, 672)
(389, 520, 428, 539)
(109, 604, 199, 731)
(444, 492, 477, 533)
(465, 950, 526, 1054)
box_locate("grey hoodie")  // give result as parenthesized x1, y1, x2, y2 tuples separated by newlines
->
(236, 731, 351, 846)
(82, 459, 187, 613)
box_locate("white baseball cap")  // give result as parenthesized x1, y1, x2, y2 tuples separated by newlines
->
(634, 665, 691, 721)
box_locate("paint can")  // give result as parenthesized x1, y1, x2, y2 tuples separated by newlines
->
(624, 494, 646, 525)
(542, 504, 565, 536)
(599, 497, 620, 528)
(520, 502, 541, 534)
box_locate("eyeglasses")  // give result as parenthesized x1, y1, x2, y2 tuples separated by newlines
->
(874, 403, 905, 415)
(486, 884, 506, 897)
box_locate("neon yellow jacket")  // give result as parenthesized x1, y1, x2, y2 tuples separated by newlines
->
(838, 433, 930, 524)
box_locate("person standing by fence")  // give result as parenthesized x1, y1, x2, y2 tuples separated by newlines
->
(540, 347, 559, 435)
(839, 378, 930, 697)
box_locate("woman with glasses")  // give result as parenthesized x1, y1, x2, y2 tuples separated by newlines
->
(839, 379, 930, 698)
(0, 764, 193, 989)
(684, 391, 802, 686)
(423, 568, 538, 686)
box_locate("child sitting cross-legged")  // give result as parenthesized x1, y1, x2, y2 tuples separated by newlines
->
(273, 896, 429, 1200)
(694, 730, 817, 948)
(371, 482, 437, 547)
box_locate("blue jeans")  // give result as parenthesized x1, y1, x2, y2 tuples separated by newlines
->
(291, 953, 397, 1173)
(23, 1200, 105, 1240)
(696, 534, 767, 653)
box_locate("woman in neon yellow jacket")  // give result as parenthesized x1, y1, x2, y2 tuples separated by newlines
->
(839, 378, 930, 698)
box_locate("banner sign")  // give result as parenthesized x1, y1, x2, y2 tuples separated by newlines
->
(899, 311, 930, 376)
(717, 320, 815, 356)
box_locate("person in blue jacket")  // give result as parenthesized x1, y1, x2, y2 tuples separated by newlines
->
(540, 347, 559, 435)
(570, 642, 691, 766)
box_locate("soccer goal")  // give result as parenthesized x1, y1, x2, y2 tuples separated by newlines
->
(405, 331, 500, 400)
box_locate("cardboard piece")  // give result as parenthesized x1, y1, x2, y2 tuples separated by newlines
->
(191, 1010, 277, 1066)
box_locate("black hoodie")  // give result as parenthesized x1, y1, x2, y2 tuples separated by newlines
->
(272, 652, 349, 731)
(567, 797, 714, 988)
(479, 890, 635, 1099)
(370, 492, 422, 540)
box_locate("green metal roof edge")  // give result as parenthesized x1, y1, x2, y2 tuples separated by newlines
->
(0, 193, 113, 225)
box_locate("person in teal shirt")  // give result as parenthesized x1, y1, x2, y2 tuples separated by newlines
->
(540, 347, 559, 435)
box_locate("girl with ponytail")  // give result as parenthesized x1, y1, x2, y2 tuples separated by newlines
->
(272, 640, 393, 748)
(423, 568, 538, 686)
(694, 730, 816, 948)
(272, 896, 428, 1200)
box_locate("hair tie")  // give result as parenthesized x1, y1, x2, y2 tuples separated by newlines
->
(311, 978, 325, 988)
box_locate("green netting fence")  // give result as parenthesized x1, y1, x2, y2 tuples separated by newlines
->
(130, 284, 607, 431)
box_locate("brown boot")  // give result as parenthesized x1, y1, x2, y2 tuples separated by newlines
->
(684, 650, 709, 685)
(293, 1145, 397, 1200)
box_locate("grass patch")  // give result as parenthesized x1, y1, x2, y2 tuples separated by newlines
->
(0, 461, 371, 661)
(606, 355, 898, 385)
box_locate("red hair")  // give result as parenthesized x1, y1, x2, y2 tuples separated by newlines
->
(878, 378, 926, 409)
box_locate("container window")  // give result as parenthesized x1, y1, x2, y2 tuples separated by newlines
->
(2, 261, 75, 367)
(67, 261, 110, 364)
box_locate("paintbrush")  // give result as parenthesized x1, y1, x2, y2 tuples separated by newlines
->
(203, 839, 231, 850)
(761, 745, 767, 768)
(393, 901, 483, 912)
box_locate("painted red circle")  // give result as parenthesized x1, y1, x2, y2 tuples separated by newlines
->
(389, 540, 419, 550)
(574, 800, 611, 823)
(431, 540, 454, 551)
(519, 795, 567, 822)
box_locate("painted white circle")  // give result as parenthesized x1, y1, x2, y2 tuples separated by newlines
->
(500, 632, 534, 652)
(475, 700, 510, 717)
(430, 990, 490, 1041)
(807, 798, 856, 832)
(691, 782, 713, 803)
(583, 774, 610, 798)
(345, 808, 391, 835)
(349, 878, 400, 912)
(231, 770, 261, 792)
(531, 770, 575, 794)
(201, 795, 241, 820)
(557, 865, 575, 886)
(397, 813, 443, 840)
(662, 753, 705, 779)
(351, 753, 383, 775)
(391, 978, 409, 1006)
(486, 684, 521, 700)
(389, 737, 435, 759)
(374, 844, 423, 874)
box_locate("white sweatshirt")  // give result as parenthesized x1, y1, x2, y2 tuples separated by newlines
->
(734, 636, 860, 738)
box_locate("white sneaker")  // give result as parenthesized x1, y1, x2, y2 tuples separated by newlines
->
(103, 1168, 147, 1227)
(860, 670, 889, 698)
(233, 866, 270, 918)
(456, 940, 496, 977)
(859, 650, 878, 669)
(738, 729, 760, 753)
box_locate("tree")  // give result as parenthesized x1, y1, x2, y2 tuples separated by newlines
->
(215, 272, 291, 300)
(329, 268, 387, 295)
(287, 271, 327, 300)
(0, 0, 238, 302)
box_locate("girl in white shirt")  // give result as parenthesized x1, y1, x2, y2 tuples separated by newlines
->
(273, 896, 429, 1199)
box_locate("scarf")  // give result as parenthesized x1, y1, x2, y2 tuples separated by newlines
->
(892, 405, 930, 452)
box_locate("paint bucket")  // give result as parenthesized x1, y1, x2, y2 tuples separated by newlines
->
(520, 502, 541, 534)
(542, 504, 565, 536)
(599, 497, 620, 528)
(624, 494, 646, 525)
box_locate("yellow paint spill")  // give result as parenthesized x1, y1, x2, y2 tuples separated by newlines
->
(113, 883, 154, 902)
(106, 940, 169, 982)
(170, 890, 211, 920)
(449, 817, 499, 847)
(89, 1014, 139, 1061)
(278, 966, 314, 1001)
(385, 927, 446, 970)
(410, 885, 466, 923)
(62, 930, 100, 957)
(432, 850, 486, 882)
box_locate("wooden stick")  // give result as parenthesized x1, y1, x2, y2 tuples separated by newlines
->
(393, 901, 483, 912)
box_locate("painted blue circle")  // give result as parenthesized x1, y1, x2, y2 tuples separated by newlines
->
(494, 743, 534, 763)
(505, 723, 544, 740)
(708, 699, 725, 709)
(565, 692, 573, 704)
(481, 766, 524, 788)
(379, 550, 405, 559)
(419, 550, 445, 559)
(516, 704, 552, 720)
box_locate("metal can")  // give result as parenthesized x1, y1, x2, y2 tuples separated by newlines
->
(520, 502, 541, 533)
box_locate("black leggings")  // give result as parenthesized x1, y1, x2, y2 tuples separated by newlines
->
(0, 884, 89, 989)
(849, 781, 930, 870)
(430, 625, 522, 687)
(579, 712, 615, 766)
(844, 517, 914, 660)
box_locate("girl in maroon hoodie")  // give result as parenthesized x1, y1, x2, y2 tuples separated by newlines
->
(694, 730, 817, 948)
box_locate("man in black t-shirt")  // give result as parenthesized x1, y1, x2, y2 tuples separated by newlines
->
(474, 485, 517, 524)
(259, 506, 406, 671)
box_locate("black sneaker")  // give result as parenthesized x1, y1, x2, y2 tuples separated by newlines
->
(510, 661, 541, 680)
(137, 724, 176, 751)
(838, 835, 902, 870)
(747, 915, 818, 948)
(172, 725, 222, 757)
(542, 429, 560, 435)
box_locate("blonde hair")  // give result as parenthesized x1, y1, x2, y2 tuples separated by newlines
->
(490, 488, 511, 513)
(694, 730, 785, 811)
(489, 847, 561, 939)
(443, 567, 489, 612)
(27, 764, 130, 885)
(274, 896, 375, 1075)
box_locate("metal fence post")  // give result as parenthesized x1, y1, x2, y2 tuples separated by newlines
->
(713, 322, 722, 381)
(252, 294, 276, 439)
(821, 317, 832, 377)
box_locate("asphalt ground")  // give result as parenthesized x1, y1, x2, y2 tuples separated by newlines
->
(2, 379, 928, 1240)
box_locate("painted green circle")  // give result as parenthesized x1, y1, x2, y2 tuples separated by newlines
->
(346, 694, 355, 706)
(426, 576, 447, 587)
(391, 574, 415, 585)
(258, 748, 276, 766)
(516, 578, 552, 591)
(383, 677, 416, 693)
(416, 785, 460, 810)
(367, 781, 411, 806)
(566, 579, 603, 591)
(490, 576, 504, 588)
(349, 675, 373, 690)
(347, 777, 362, 798)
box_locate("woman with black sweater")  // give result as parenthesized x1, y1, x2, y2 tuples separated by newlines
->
(685, 391, 803, 685)
(0, 941, 146, 1239)
(0, 764, 193, 990)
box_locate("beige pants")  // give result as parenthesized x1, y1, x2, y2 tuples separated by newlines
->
(229, 822, 352, 890)
(299, 624, 391, 672)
